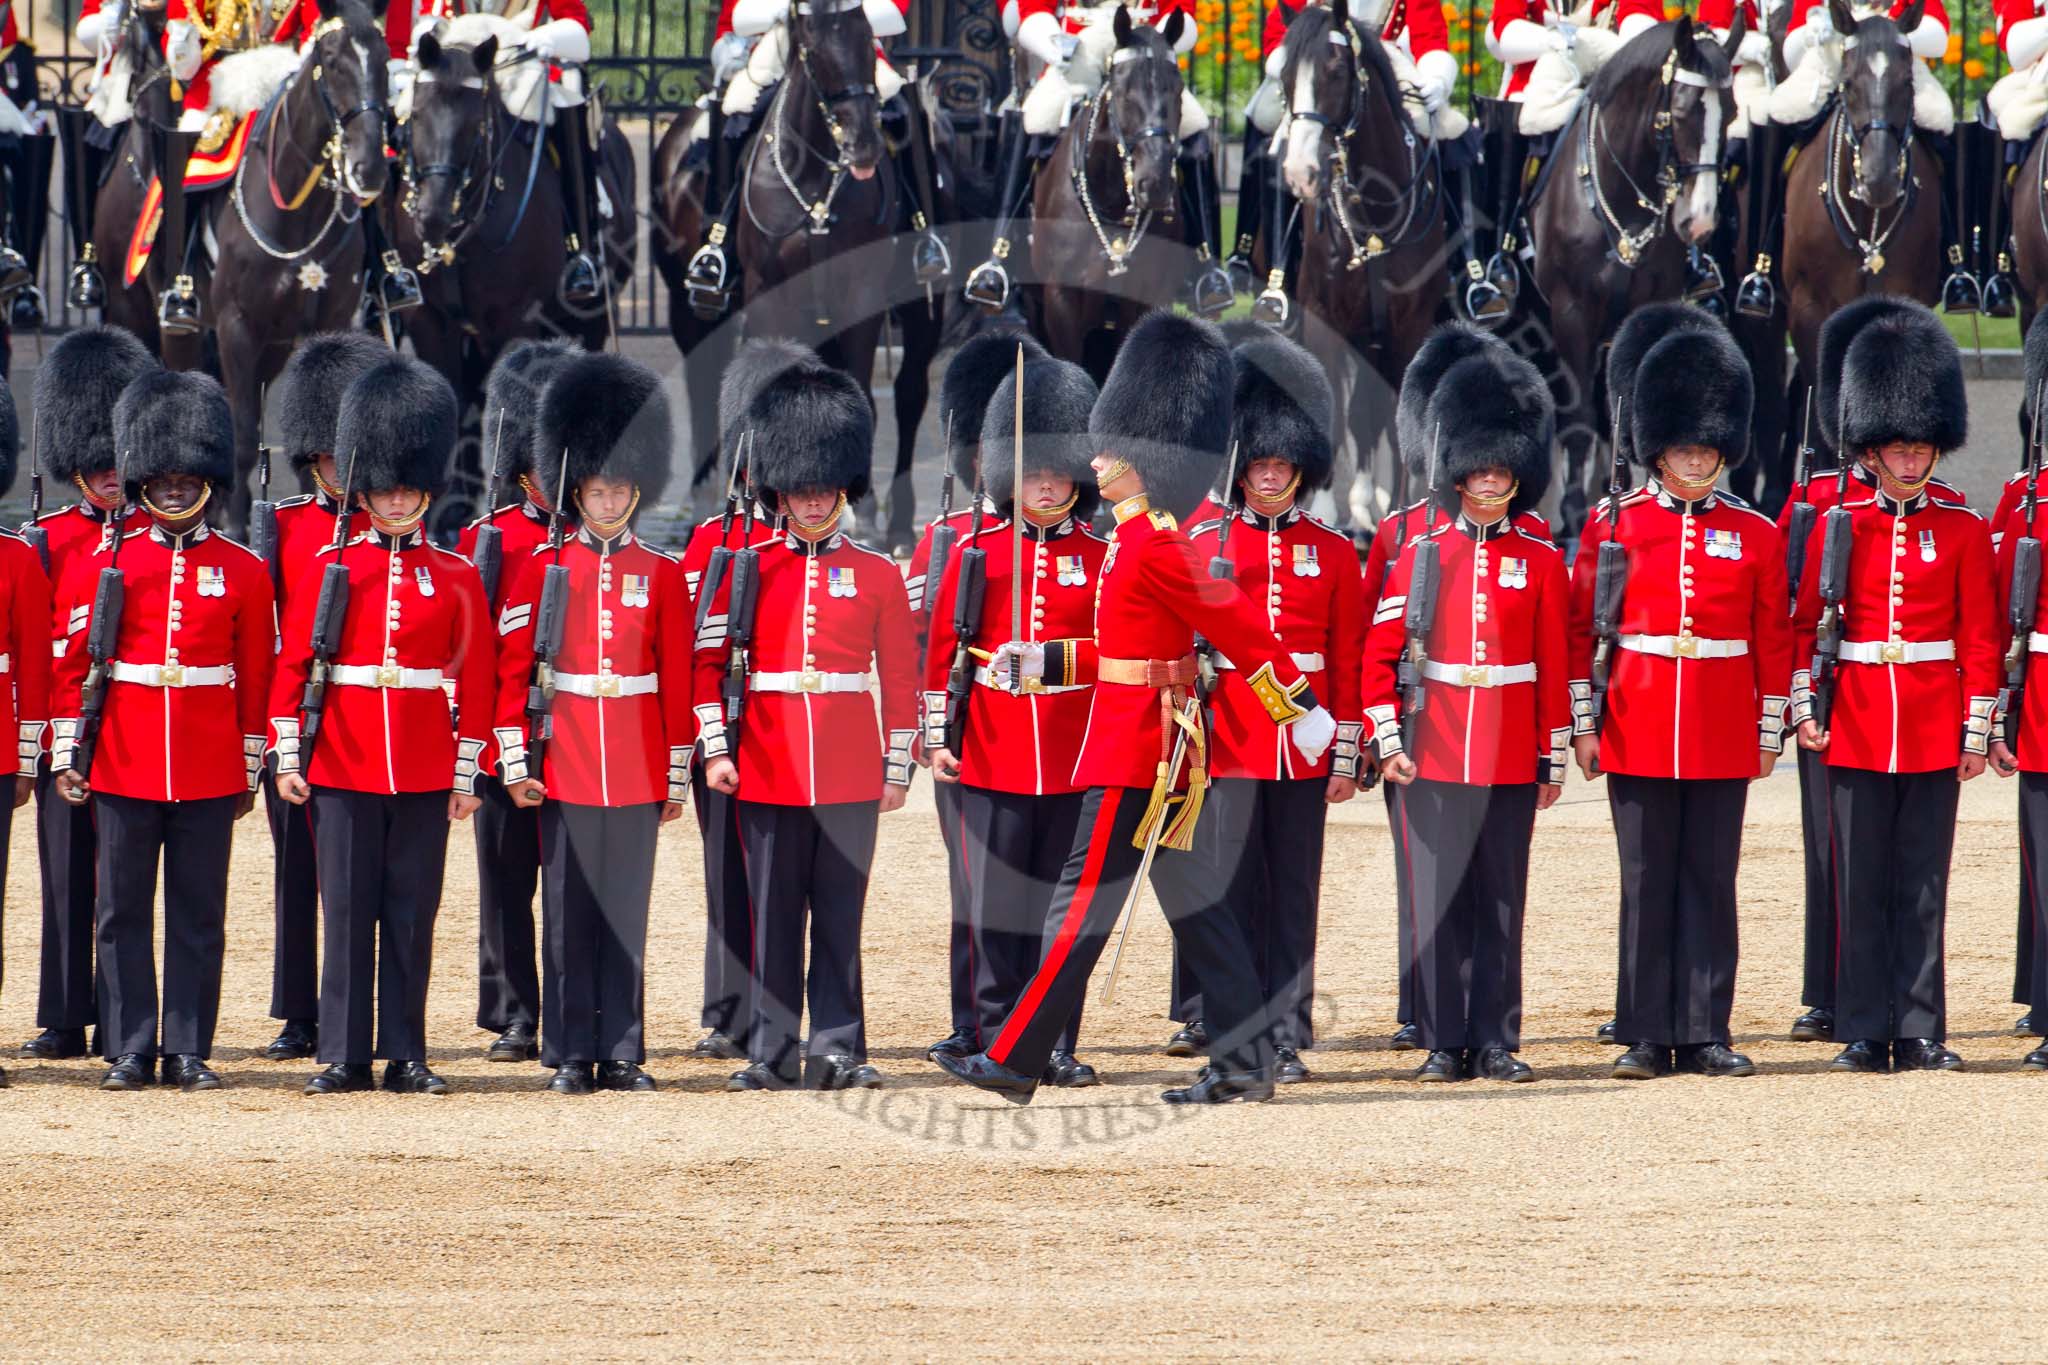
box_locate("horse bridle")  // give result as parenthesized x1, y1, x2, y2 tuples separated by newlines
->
(232, 17, 389, 261)
(1070, 43, 1177, 275)
(1821, 27, 1915, 275)
(752, 2, 882, 236)
(1580, 43, 1726, 267)
(403, 49, 554, 267)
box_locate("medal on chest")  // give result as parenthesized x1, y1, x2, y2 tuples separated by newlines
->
(196, 564, 226, 598)
(1292, 543, 1321, 578)
(1056, 554, 1086, 587)
(621, 572, 650, 607)
(1919, 528, 1937, 563)
(1702, 528, 1742, 560)
(414, 565, 436, 597)
(827, 566, 858, 598)
(1497, 555, 1528, 590)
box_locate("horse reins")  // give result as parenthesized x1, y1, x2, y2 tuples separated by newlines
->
(1820, 29, 1915, 276)
(404, 48, 552, 269)
(1578, 43, 1724, 268)
(1071, 49, 1176, 277)
(751, 3, 883, 241)
(232, 17, 386, 263)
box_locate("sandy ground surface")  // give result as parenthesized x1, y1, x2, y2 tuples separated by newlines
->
(3, 755, 2048, 1362)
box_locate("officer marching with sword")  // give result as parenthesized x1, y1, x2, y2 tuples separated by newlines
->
(931, 311, 1337, 1107)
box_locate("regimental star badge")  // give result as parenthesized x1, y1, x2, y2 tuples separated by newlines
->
(297, 261, 329, 292)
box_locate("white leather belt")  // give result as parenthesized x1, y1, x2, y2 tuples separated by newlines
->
(1421, 660, 1537, 688)
(553, 671, 659, 699)
(972, 665, 1089, 695)
(1619, 633, 1749, 660)
(2029, 631, 2048, 655)
(750, 669, 869, 694)
(109, 661, 234, 687)
(329, 664, 446, 690)
(1839, 639, 1955, 665)
(0, 652, 9, 674)
(1212, 651, 1327, 673)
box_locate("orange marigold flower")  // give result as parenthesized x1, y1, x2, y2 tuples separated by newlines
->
(1965, 56, 1986, 77)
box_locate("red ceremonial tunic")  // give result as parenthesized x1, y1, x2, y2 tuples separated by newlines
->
(1188, 504, 1367, 782)
(491, 529, 692, 808)
(1788, 0, 1947, 41)
(1, 533, 53, 778)
(272, 488, 345, 616)
(1364, 501, 1551, 607)
(1990, 497, 2048, 771)
(692, 528, 919, 806)
(1790, 490, 1999, 773)
(456, 497, 553, 610)
(678, 506, 779, 756)
(1568, 487, 1794, 780)
(275, 0, 412, 58)
(51, 523, 276, 803)
(1261, 0, 1449, 59)
(268, 527, 494, 795)
(1363, 514, 1572, 786)
(1698, 0, 1761, 34)
(920, 512, 1108, 796)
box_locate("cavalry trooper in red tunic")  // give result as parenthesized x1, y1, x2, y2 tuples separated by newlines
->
(1364, 347, 1570, 1085)
(51, 371, 275, 1092)
(1367, 321, 1553, 1053)
(696, 363, 919, 1092)
(255, 330, 388, 1064)
(1791, 300, 1996, 1074)
(20, 324, 154, 1063)
(492, 353, 688, 1095)
(922, 351, 1105, 1088)
(0, 388, 52, 1091)
(1570, 305, 1791, 1081)
(454, 337, 578, 1066)
(270, 358, 494, 1097)
(1154, 331, 1365, 1084)
(917, 327, 1042, 1066)
(933, 312, 1337, 1106)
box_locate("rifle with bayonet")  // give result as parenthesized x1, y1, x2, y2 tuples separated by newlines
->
(471, 405, 508, 607)
(21, 399, 46, 571)
(296, 447, 359, 769)
(942, 462, 990, 753)
(250, 385, 280, 590)
(523, 448, 574, 784)
(1194, 443, 1238, 704)
(1587, 399, 1630, 740)
(1396, 425, 1445, 756)
(694, 431, 750, 638)
(1808, 409, 1857, 731)
(2004, 379, 2046, 753)
(64, 482, 129, 788)
(922, 409, 959, 646)
(1783, 388, 1818, 607)
(718, 449, 767, 749)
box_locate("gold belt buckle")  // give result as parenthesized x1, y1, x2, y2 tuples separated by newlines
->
(158, 663, 186, 687)
(1462, 665, 1489, 687)
(798, 669, 823, 693)
(596, 673, 622, 699)
(376, 664, 402, 688)
(1021, 675, 1046, 695)
(1880, 641, 1906, 664)
(1674, 636, 1699, 659)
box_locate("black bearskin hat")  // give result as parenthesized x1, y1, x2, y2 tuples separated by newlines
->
(746, 363, 874, 502)
(1627, 325, 1753, 471)
(35, 324, 156, 483)
(0, 377, 18, 499)
(2023, 309, 2048, 448)
(1839, 301, 1967, 455)
(941, 325, 1046, 484)
(1427, 350, 1554, 518)
(1089, 310, 1233, 521)
(276, 331, 389, 471)
(335, 357, 459, 497)
(1815, 295, 1917, 451)
(113, 370, 235, 498)
(1606, 303, 1730, 466)
(719, 337, 822, 455)
(1397, 322, 1510, 480)
(981, 355, 1101, 521)
(1230, 332, 1334, 492)
(533, 351, 675, 508)
(484, 338, 582, 483)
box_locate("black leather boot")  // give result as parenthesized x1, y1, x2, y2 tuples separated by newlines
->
(155, 129, 201, 335)
(964, 110, 1033, 311)
(549, 102, 603, 306)
(1179, 133, 1232, 319)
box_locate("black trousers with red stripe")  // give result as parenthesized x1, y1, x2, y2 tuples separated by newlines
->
(1389, 780, 1415, 1026)
(985, 785, 1275, 1080)
(93, 792, 236, 1060)
(540, 800, 658, 1067)
(954, 784, 1082, 1053)
(474, 776, 542, 1034)
(34, 759, 97, 1031)
(2016, 798, 2038, 1010)
(1608, 774, 1746, 1048)
(1401, 778, 1536, 1053)
(936, 778, 976, 1037)
(1157, 777, 1329, 1051)
(311, 788, 451, 1064)
(1828, 766, 1959, 1044)
(691, 768, 753, 1037)
(2017, 775, 2048, 1019)
(1797, 744, 1837, 1010)
(264, 771, 320, 1022)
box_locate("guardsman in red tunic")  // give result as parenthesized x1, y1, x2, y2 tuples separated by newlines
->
(1998, 322, 2048, 1036)
(270, 358, 494, 1096)
(924, 352, 1105, 1087)
(696, 362, 919, 1091)
(250, 331, 388, 1064)
(453, 338, 578, 1066)
(1369, 323, 1553, 1053)
(1570, 305, 1791, 1080)
(1778, 298, 1971, 1045)
(918, 328, 1042, 1065)
(1791, 301, 1996, 1074)
(1365, 348, 1570, 1085)
(492, 353, 688, 1095)
(50, 371, 274, 1092)
(933, 312, 1336, 1106)
(20, 325, 155, 1062)
(1152, 332, 1364, 1084)
(0, 392, 53, 1091)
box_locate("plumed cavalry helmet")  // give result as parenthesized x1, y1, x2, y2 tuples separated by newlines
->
(1839, 300, 1967, 456)
(1397, 322, 1510, 483)
(1815, 295, 1922, 452)
(980, 353, 1100, 522)
(1426, 347, 1554, 520)
(1609, 304, 1752, 470)
(532, 352, 675, 508)
(335, 357, 460, 497)
(484, 338, 582, 486)
(941, 325, 1046, 486)
(1229, 331, 1334, 493)
(745, 361, 874, 503)
(36, 323, 156, 484)
(275, 331, 389, 473)
(1089, 310, 1233, 522)
(113, 370, 235, 503)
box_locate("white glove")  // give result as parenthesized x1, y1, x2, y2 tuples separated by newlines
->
(522, 17, 591, 65)
(1265, 45, 1288, 79)
(411, 15, 447, 58)
(862, 0, 907, 38)
(1906, 15, 1946, 60)
(1617, 10, 1657, 40)
(1292, 705, 1337, 765)
(711, 31, 752, 83)
(76, 2, 119, 49)
(1783, 8, 1831, 69)
(1414, 49, 1458, 114)
(1735, 27, 1768, 67)
(166, 19, 202, 83)
(1018, 9, 1067, 67)
(732, 0, 790, 38)
(987, 640, 1046, 692)
(2012, 15, 2048, 70)
(1491, 17, 1561, 64)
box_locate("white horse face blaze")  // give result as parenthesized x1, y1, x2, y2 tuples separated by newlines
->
(1283, 59, 1324, 200)
(1676, 92, 1722, 243)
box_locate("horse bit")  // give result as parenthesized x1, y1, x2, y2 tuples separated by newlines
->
(1825, 30, 1915, 276)
(233, 17, 387, 262)
(1284, 21, 1429, 271)
(1580, 46, 1723, 267)
(763, 0, 879, 237)
(1072, 45, 1175, 275)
